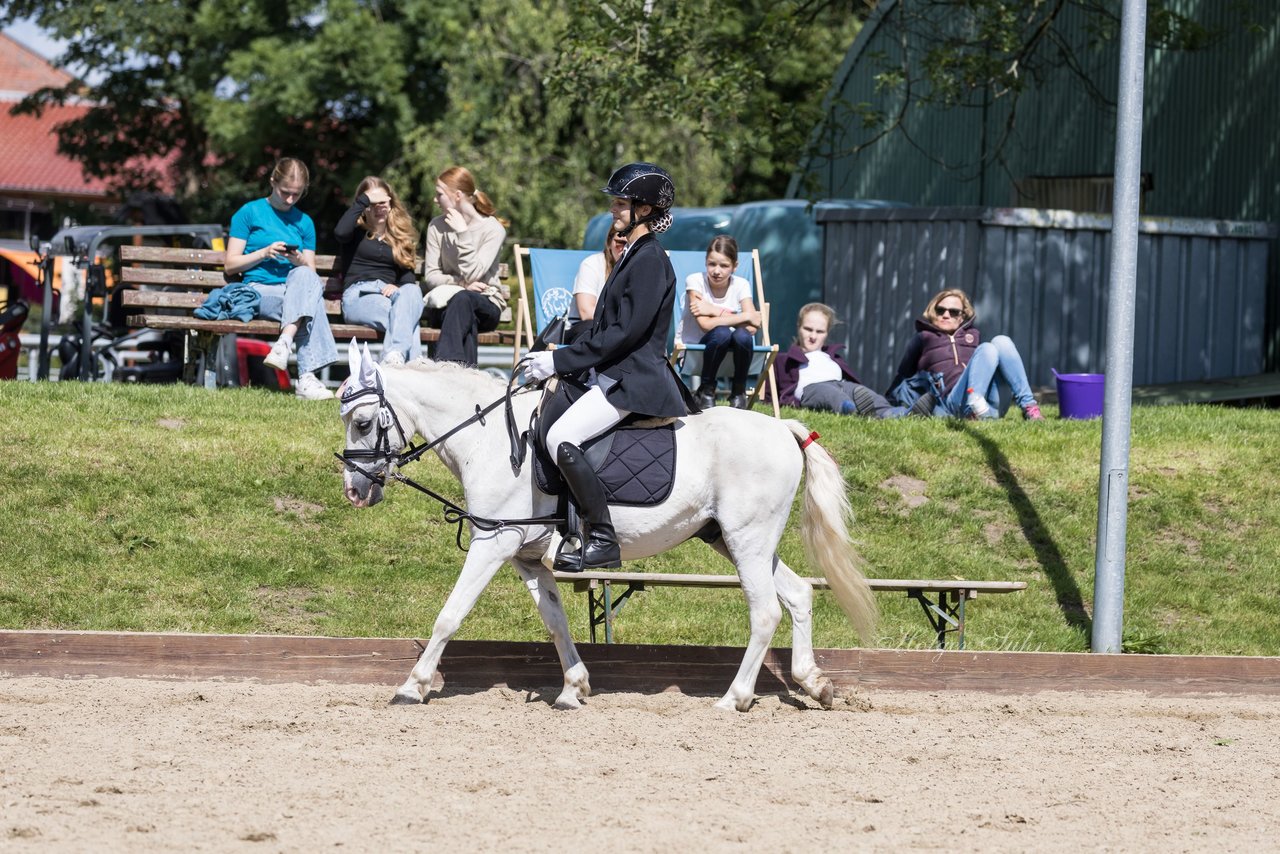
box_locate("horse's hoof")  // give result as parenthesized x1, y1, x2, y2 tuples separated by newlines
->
(552, 695, 584, 711)
(714, 696, 750, 713)
(817, 679, 835, 710)
(389, 692, 422, 706)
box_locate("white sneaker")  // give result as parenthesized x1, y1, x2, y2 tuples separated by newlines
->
(264, 338, 292, 371)
(294, 372, 334, 400)
(380, 351, 405, 367)
(966, 388, 990, 419)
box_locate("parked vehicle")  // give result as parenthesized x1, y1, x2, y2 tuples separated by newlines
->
(584, 198, 906, 348)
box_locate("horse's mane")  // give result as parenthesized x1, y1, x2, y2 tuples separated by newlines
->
(395, 358, 509, 397)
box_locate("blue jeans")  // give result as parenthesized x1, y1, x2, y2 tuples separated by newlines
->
(944, 335, 1036, 418)
(342, 280, 425, 362)
(699, 325, 754, 392)
(252, 266, 337, 376)
(800, 380, 906, 419)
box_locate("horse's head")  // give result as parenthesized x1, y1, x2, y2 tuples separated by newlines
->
(337, 342, 407, 508)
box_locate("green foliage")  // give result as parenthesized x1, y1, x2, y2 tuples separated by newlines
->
(4, 0, 430, 236)
(3, 0, 863, 250)
(2, 381, 1278, 657)
(549, 0, 863, 203)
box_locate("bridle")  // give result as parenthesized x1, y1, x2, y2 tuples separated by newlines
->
(335, 365, 564, 549)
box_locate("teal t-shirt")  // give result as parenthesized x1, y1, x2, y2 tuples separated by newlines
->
(228, 197, 317, 285)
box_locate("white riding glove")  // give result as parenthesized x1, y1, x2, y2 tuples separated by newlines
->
(523, 351, 556, 383)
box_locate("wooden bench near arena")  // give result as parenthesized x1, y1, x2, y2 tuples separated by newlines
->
(118, 245, 517, 384)
(552, 571, 1027, 649)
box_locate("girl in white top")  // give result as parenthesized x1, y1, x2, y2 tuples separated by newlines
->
(568, 224, 627, 341)
(681, 235, 761, 409)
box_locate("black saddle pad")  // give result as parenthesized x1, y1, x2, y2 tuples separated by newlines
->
(531, 383, 676, 506)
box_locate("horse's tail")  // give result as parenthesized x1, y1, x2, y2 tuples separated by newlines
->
(785, 420, 878, 645)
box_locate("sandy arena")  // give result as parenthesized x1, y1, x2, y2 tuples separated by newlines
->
(2, 676, 1278, 851)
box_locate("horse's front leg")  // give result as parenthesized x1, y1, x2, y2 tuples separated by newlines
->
(512, 556, 591, 710)
(391, 530, 519, 705)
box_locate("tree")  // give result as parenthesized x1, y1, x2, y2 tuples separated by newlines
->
(4, 0, 865, 248)
(387, 0, 740, 248)
(547, 0, 864, 203)
(3, 0, 429, 234)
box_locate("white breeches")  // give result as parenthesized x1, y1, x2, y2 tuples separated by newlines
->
(545, 383, 631, 453)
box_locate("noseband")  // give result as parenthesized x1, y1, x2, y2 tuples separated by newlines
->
(336, 381, 413, 487)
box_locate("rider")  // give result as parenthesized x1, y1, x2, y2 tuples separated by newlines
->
(522, 162, 692, 571)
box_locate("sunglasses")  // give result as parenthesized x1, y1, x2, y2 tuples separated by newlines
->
(935, 306, 964, 318)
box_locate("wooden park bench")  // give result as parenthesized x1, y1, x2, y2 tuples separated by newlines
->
(117, 245, 517, 384)
(552, 570, 1027, 649)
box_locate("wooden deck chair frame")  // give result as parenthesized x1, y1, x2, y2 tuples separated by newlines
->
(510, 245, 594, 368)
(669, 248, 781, 418)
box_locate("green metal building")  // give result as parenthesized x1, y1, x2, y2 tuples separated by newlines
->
(789, 0, 1279, 371)
(790, 0, 1277, 223)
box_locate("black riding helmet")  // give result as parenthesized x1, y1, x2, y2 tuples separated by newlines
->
(602, 162, 675, 236)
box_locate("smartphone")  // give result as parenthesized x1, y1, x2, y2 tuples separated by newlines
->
(281, 244, 299, 252)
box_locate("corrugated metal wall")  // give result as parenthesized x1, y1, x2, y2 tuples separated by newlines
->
(792, 0, 1280, 374)
(820, 207, 1277, 393)
(794, 0, 1278, 225)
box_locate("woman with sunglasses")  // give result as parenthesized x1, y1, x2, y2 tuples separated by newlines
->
(888, 288, 1043, 420)
(335, 176, 423, 366)
(225, 157, 337, 400)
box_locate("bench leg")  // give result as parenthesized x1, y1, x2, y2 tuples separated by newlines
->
(908, 590, 966, 649)
(181, 331, 221, 388)
(584, 580, 643, 644)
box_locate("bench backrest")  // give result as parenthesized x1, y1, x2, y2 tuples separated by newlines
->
(118, 245, 342, 291)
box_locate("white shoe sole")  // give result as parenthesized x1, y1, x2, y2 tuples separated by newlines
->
(263, 349, 290, 371)
(295, 387, 335, 401)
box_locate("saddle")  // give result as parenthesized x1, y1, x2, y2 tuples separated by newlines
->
(530, 379, 677, 507)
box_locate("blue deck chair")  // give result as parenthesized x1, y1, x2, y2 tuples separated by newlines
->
(668, 248, 780, 417)
(511, 245, 595, 367)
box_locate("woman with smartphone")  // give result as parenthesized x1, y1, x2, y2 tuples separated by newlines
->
(224, 157, 337, 400)
(334, 176, 423, 366)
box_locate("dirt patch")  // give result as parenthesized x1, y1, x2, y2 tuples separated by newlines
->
(1, 676, 1277, 850)
(984, 520, 1018, 547)
(272, 496, 325, 519)
(252, 586, 322, 633)
(881, 474, 929, 509)
(155, 418, 185, 431)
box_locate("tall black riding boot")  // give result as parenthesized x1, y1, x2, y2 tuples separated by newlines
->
(553, 442, 621, 572)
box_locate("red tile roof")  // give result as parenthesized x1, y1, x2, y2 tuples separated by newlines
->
(0, 101, 113, 198)
(0, 33, 111, 199)
(0, 32, 74, 95)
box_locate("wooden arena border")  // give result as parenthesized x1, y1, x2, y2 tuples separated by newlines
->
(3, 631, 1280, 697)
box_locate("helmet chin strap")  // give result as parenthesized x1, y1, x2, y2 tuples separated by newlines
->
(618, 200, 658, 238)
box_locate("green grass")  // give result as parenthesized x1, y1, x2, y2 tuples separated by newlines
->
(1, 381, 1277, 656)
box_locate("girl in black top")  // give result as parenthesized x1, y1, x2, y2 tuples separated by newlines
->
(336, 176, 423, 366)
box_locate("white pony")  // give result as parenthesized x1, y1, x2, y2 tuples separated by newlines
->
(338, 344, 875, 711)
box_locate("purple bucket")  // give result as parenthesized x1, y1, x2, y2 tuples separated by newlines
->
(1053, 370, 1105, 419)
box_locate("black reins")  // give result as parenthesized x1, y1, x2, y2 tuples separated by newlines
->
(335, 367, 565, 550)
